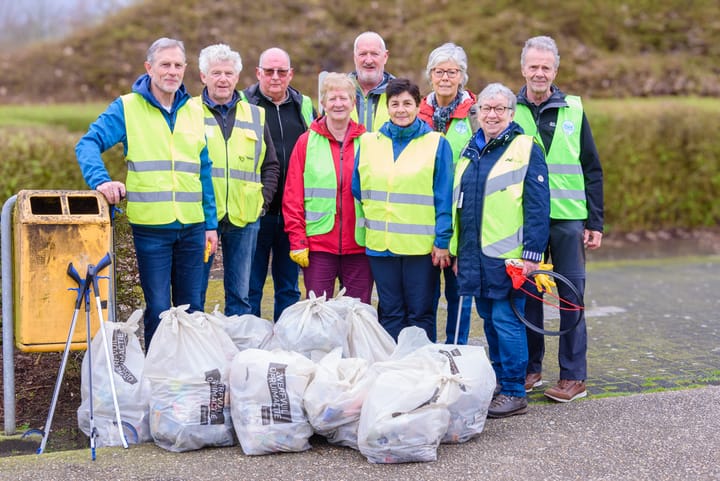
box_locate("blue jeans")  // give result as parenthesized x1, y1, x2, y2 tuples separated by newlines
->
(369, 255, 437, 342)
(477, 294, 528, 398)
(200, 218, 260, 316)
(131, 223, 205, 351)
(433, 266, 473, 344)
(249, 214, 300, 321)
(525, 220, 587, 380)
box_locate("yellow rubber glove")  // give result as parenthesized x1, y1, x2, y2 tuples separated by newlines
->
(203, 240, 212, 263)
(534, 262, 556, 292)
(289, 248, 309, 268)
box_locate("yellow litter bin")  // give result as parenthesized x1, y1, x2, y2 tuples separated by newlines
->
(13, 190, 112, 352)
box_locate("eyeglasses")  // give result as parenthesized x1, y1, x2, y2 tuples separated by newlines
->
(479, 105, 513, 115)
(431, 68, 461, 79)
(258, 67, 291, 78)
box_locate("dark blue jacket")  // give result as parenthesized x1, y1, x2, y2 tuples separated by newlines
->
(456, 122, 549, 299)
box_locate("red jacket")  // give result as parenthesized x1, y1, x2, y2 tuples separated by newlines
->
(283, 117, 367, 254)
(418, 90, 477, 132)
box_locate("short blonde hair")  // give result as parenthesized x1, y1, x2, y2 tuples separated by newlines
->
(320, 72, 356, 105)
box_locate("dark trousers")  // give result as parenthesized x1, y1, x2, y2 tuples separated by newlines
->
(368, 255, 437, 342)
(525, 220, 588, 380)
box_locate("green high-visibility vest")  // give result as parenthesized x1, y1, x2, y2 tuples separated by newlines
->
(444, 117, 473, 164)
(356, 131, 441, 254)
(515, 95, 587, 220)
(300, 95, 314, 127)
(122, 93, 205, 225)
(195, 97, 267, 227)
(449, 135, 533, 258)
(303, 132, 359, 236)
(351, 92, 389, 132)
(238, 91, 314, 128)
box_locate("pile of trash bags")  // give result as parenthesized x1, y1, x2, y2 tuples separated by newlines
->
(77, 290, 495, 463)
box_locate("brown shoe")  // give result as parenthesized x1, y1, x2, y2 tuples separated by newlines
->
(544, 380, 587, 402)
(524, 372, 543, 392)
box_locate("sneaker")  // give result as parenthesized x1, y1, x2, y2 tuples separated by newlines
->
(494, 384, 502, 397)
(525, 372, 543, 392)
(544, 380, 587, 403)
(487, 394, 528, 418)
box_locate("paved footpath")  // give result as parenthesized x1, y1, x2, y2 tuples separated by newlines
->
(1, 255, 719, 480)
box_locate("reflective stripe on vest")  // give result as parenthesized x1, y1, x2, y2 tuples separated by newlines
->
(356, 131, 441, 254)
(449, 135, 532, 258)
(351, 92, 389, 132)
(122, 93, 205, 225)
(197, 97, 266, 227)
(304, 132, 336, 235)
(515, 95, 587, 220)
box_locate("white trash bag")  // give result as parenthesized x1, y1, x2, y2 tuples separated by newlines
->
(144, 306, 239, 452)
(343, 301, 395, 363)
(229, 348, 316, 455)
(412, 344, 496, 444)
(77, 309, 152, 447)
(357, 352, 462, 463)
(274, 292, 349, 361)
(304, 348, 372, 449)
(210, 307, 275, 351)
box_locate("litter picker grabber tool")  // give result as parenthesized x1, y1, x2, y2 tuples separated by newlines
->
(453, 296, 463, 345)
(27, 263, 90, 455)
(79, 263, 98, 460)
(87, 252, 129, 450)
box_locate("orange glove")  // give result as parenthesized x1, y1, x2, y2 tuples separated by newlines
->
(289, 248, 309, 268)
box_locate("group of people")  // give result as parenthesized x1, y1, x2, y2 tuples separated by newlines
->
(76, 31, 603, 420)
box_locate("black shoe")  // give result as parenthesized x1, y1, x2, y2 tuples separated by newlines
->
(487, 394, 528, 418)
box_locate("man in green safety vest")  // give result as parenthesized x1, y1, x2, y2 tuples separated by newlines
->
(76, 37, 218, 350)
(515, 35, 605, 403)
(349, 31, 395, 132)
(195, 43, 280, 316)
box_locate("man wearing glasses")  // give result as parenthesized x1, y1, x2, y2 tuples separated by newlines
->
(244, 47, 316, 321)
(514, 35, 604, 403)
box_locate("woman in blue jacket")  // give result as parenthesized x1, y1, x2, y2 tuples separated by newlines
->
(352, 78, 454, 342)
(450, 83, 549, 418)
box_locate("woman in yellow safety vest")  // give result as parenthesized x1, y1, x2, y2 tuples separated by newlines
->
(283, 73, 372, 303)
(450, 83, 550, 419)
(352, 78, 454, 342)
(417, 42, 477, 346)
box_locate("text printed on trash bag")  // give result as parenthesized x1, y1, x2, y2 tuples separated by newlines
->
(262, 363, 292, 425)
(201, 369, 226, 425)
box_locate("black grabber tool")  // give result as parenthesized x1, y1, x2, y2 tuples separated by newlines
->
(27, 263, 90, 455)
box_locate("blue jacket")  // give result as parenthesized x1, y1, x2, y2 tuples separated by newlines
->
(456, 122, 550, 299)
(75, 74, 217, 229)
(352, 117, 454, 256)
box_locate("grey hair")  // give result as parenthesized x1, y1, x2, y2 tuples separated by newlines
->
(258, 47, 291, 68)
(477, 83, 517, 111)
(146, 37, 185, 63)
(425, 42, 468, 89)
(198, 43, 242, 75)
(521, 35, 560, 69)
(353, 31, 386, 53)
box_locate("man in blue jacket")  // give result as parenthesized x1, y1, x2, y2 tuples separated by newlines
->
(76, 37, 218, 350)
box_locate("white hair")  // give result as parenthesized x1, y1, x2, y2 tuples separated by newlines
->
(198, 43, 242, 75)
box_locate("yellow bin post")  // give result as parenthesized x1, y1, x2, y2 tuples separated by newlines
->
(13, 190, 112, 352)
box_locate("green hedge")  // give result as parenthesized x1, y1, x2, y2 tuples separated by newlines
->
(586, 97, 720, 232)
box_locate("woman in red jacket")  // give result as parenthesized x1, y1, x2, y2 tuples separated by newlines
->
(283, 72, 373, 303)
